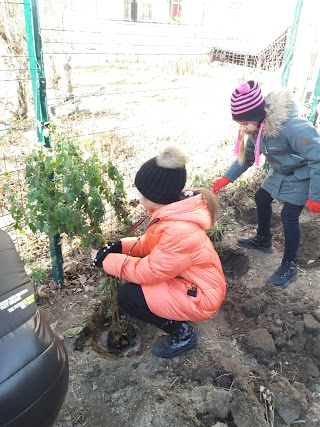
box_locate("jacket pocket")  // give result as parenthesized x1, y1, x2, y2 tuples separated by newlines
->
(293, 166, 311, 180)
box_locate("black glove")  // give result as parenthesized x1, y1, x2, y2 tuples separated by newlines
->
(92, 241, 122, 268)
(107, 241, 122, 254)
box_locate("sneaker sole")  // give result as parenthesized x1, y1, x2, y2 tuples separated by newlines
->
(237, 242, 273, 253)
(267, 274, 298, 288)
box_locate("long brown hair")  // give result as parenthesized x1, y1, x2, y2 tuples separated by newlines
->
(193, 187, 219, 230)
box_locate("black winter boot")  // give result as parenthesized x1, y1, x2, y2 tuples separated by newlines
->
(151, 322, 198, 358)
(267, 261, 297, 287)
(237, 233, 273, 253)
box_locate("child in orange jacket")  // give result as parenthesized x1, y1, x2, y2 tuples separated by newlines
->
(92, 146, 226, 358)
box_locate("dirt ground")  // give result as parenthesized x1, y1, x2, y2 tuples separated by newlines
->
(38, 193, 320, 427)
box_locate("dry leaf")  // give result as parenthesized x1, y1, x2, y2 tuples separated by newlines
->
(64, 280, 73, 287)
(79, 275, 87, 285)
(63, 261, 73, 272)
(37, 285, 49, 298)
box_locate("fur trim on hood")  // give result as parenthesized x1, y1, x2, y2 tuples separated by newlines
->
(263, 90, 297, 139)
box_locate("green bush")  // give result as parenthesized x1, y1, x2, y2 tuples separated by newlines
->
(8, 131, 131, 248)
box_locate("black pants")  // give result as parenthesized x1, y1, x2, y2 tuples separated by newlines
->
(255, 187, 304, 262)
(117, 281, 177, 330)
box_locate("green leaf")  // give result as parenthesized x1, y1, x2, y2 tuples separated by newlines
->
(63, 326, 84, 338)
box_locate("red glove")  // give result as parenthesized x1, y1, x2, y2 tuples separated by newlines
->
(306, 198, 320, 213)
(212, 177, 231, 195)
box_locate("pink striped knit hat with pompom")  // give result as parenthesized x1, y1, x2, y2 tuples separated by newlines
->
(231, 81, 266, 166)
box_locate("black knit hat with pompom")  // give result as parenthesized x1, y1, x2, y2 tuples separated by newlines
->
(135, 145, 187, 204)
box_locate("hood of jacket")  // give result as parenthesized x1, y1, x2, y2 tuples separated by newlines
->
(150, 194, 212, 231)
(263, 89, 298, 139)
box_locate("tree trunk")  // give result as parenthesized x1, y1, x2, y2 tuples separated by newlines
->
(16, 79, 28, 119)
(0, 5, 29, 120)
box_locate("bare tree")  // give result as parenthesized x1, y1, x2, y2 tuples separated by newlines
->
(1, 0, 78, 120)
(40, 1, 75, 105)
(0, 3, 29, 119)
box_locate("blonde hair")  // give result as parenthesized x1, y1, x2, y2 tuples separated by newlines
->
(237, 133, 248, 165)
(193, 187, 219, 230)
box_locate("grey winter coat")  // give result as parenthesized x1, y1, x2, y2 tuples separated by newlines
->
(224, 90, 320, 205)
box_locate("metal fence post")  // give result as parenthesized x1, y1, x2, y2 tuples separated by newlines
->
(308, 67, 320, 126)
(23, 0, 64, 285)
(281, 0, 304, 87)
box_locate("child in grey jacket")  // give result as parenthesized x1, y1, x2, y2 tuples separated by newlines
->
(212, 80, 320, 287)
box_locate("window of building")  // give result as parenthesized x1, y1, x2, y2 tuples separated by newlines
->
(170, 0, 182, 23)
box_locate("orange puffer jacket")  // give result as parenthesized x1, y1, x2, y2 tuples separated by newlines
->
(103, 194, 226, 321)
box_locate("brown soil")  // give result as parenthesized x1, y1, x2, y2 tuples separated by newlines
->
(40, 200, 320, 427)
